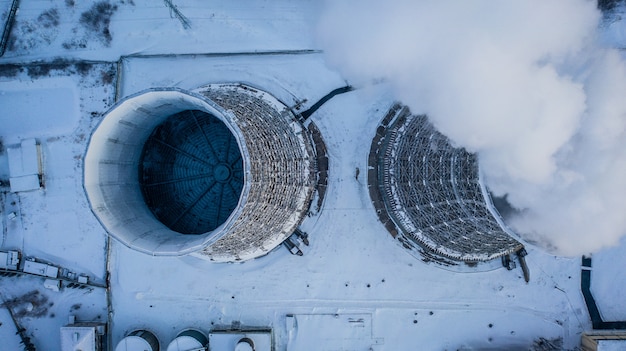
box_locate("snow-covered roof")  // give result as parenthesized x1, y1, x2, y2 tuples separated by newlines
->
(60, 326, 97, 351)
(7, 138, 41, 192)
(598, 340, 626, 351)
(23, 260, 58, 278)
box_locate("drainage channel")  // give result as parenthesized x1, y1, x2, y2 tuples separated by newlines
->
(580, 256, 626, 329)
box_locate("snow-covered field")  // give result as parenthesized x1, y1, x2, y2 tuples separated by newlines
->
(1, 1, 626, 350)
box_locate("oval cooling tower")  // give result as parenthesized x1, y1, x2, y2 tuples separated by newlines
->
(85, 85, 316, 261)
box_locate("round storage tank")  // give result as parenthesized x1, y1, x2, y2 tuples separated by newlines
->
(235, 337, 255, 351)
(116, 330, 160, 351)
(85, 85, 316, 261)
(166, 329, 208, 351)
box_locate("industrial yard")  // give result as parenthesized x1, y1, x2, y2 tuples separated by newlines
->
(1, 1, 626, 350)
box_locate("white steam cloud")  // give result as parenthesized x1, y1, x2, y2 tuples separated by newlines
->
(317, 0, 626, 256)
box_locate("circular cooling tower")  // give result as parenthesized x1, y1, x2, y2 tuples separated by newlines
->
(85, 85, 316, 261)
(369, 104, 523, 263)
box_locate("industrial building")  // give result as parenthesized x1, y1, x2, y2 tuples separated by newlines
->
(60, 320, 106, 351)
(7, 138, 43, 193)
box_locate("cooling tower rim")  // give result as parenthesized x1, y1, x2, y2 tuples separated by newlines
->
(83, 87, 252, 256)
(477, 165, 525, 244)
(196, 82, 292, 112)
(194, 82, 308, 136)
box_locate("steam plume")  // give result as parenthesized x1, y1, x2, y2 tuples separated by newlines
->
(317, 0, 626, 255)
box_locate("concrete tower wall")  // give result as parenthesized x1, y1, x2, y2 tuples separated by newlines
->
(84, 89, 248, 256)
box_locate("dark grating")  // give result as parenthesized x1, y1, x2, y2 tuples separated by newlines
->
(140, 110, 244, 234)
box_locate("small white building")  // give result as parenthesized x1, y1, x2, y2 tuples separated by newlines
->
(0, 250, 20, 270)
(23, 259, 58, 278)
(60, 323, 106, 351)
(7, 138, 43, 192)
(44, 278, 61, 292)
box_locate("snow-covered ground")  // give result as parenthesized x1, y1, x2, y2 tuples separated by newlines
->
(1, 0, 318, 62)
(1, 1, 626, 350)
(110, 60, 590, 350)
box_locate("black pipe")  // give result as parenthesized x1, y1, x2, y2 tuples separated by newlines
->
(300, 85, 354, 120)
(580, 256, 626, 329)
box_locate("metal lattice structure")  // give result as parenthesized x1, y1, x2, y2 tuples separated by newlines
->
(372, 104, 523, 262)
(196, 84, 316, 261)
